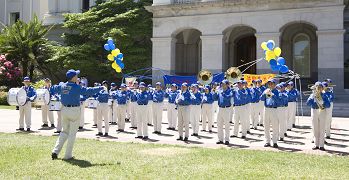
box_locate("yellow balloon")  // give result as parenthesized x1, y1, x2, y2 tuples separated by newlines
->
(107, 54, 114, 61)
(261, 42, 268, 51)
(265, 50, 276, 61)
(274, 47, 282, 57)
(112, 49, 120, 57)
(112, 62, 122, 73)
(115, 66, 122, 73)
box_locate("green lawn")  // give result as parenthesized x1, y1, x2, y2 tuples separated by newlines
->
(0, 105, 16, 110)
(0, 133, 348, 179)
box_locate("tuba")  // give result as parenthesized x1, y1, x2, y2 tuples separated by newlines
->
(198, 70, 213, 85)
(225, 67, 242, 84)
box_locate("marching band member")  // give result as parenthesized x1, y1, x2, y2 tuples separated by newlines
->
(286, 81, 299, 130)
(250, 80, 261, 130)
(323, 81, 334, 139)
(135, 82, 149, 139)
(54, 93, 62, 134)
(92, 82, 100, 128)
(79, 82, 87, 130)
(216, 80, 233, 145)
(17, 77, 36, 132)
(190, 84, 202, 136)
(41, 78, 55, 128)
(261, 79, 280, 148)
(129, 81, 139, 129)
(242, 80, 252, 133)
(306, 82, 331, 151)
(257, 80, 266, 127)
(51, 69, 102, 160)
(147, 84, 154, 126)
(201, 85, 214, 133)
(152, 82, 165, 134)
(96, 82, 110, 136)
(232, 80, 249, 139)
(113, 83, 128, 132)
(109, 83, 118, 125)
(277, 83, 289, 141)
(165, 84, 178, 130)
(175, 83, 191, 141)
(211, 82, 219, 127)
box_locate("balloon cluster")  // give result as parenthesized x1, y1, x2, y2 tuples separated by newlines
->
(261, 40, 289, 73)
(104, 38, 124, 73)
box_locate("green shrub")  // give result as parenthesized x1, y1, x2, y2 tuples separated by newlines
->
(31, 80, 45, 90)
(0, 91, 9, 105)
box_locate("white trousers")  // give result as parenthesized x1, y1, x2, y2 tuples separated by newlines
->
(41, 104, 54, 125)
(167, 103, 177, 129)
(233, 105, 248, 136)
(202, 104, 213, 131)
(257, 101, 265, 125)
(250, 103, 259, 128)
(217, 107, 231, 142)
(56, 111, 62, 131)
(109, 104, 114, 123)
(264, 108, 279, 144)
(130, 102, 137, 127)
(246, 103, 252, 129)
(152, 102, 163, 132)
(278, 107, 288, 138)
(137, 105, 148, 137)
(213, 101, 218, 124)
(190, 105, 201, 134)
(126, 101, 131, 119)
(19, 102, 31, 129)
(117, 104, 127, 130)
(79, 102, 85, 127)
(287, 102, 297, 129)
(325, 102, 333, 137)
(177, 106, 190, 138)
(93, 109, 97, 125)
(97, 103, 109, 133)
(52, 106, 80, 159)
(147, 101, 153, 125)
(312, 108, 326, 147)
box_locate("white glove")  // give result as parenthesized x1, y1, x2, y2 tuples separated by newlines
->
(203, 96, 207, 101)
(180, 95, 185, 101)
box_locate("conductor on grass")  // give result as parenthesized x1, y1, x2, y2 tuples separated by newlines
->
(51, 69, 102, 160)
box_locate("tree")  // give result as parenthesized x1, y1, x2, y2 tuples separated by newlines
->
(50, 0, 152, 83)
(0, 15, 55, 81)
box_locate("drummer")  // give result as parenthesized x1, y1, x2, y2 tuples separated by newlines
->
(41, 78, 55, 128)
(17, 77, 37, 132)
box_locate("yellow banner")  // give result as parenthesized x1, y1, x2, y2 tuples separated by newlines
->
(243, 74, 276, 86)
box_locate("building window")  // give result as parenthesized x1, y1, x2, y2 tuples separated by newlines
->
(293, 33, 311, 78)
(82, 0, 90, 12)
(9, 12, 20, 25)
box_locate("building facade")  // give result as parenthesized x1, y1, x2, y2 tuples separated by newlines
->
(147, 0, 349, 91)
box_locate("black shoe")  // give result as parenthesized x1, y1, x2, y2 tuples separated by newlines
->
(312, 146, 319, 150)
(54, 131, 61, 134)
(326, 136, 330, 139)
(135, 136, 143, 139)
(216, 141, 224, 144)
(92, 124, 97, 128)
(51, 153, 58, 160)
(147, 124, 153, 126)
(280, 138, 284, 141)
(167, 127, 171, 130)
(209, 130, 212, 133)
(153, 131, 157, 134)
(325, 141, 328, 144)
(260, 124, 264, 127)
(158, 132, 162, 135)
(177, 137, 183, 141)
(284, 133, 287, 137)
(254, 127, 257, 130)
(119, 129, 124, 132)
(193, 133, 198, 136)
(51, 124, 55, 128)
(264, 143, 271, 147)
(96, 132, 103, 136)
(27, 128, 31, 132)
(16, 128, 24, 131)
(247, 131, 250, 134)
(319, 147, 325, 151)
(104, 133, 109, 137)
(41, 124, 48, 127)
(143, 136, 148, 140)
(311, 140, 314, 143)
(225, 141, 229, 145)
(241, 136, 246, 139)
(230, 135, 237, 138)
(212, 125, 214, 128)
(78, 127, 83, 130)
(292, 124, 295, 128)
(287, 129, 291, 131)
(184, 137, 188, 141)
(273, 143, 278, 148)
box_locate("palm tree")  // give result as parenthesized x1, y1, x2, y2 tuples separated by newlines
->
(0, 15, 53, 80)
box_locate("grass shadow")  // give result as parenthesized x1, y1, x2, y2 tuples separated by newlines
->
(245, 137, 263, 143)
(78, 128, 94, 132)
(63, 158, 114, 168)
(196, 134, 213, 139)
(156, 133, 174, 137)
(327, 137, 349, 142)
(277, 146, 303, 153)
(227, 143, 249, 149)
(117, 131, 135, 135)
(282, 139, 305, 145)
(325, 142, 348, 148)
(184, 139, 204, 145)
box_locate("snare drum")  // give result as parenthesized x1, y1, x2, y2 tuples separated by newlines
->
(49, 100, 62, 111)
(35, 89, 50, 106)
(87, 98, 98, 109)
(7, 88, 27, 106)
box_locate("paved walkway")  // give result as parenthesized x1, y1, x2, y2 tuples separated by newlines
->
(1, 108, 349, 156)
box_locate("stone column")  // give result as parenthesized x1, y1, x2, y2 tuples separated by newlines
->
(151, 37, 176, 84)
(317, 29, 345, 91)
(255, 32, 280, 74)
(200, 35, 223, 74)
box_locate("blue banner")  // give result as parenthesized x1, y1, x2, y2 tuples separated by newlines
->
(163, 73, 224, 86)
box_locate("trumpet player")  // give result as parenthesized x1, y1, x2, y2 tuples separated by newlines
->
(307, 82, 331, 151)
(129, 81, 139, 129)
(190, 84, 202, 136)
(276, 83, 289, 141)
(323, 81, 334, 139)
(261, 79, 280, 148)
(135, 82, 150, 139)
(152, 82, 165, 134)
(201, 85, 214, 132)
(109, 83, 118, 125)
(216, 80, 233, 145)
(256, 79, 266, 127)
(232, 80, 249, 139)
(242, 80, 252, 133)
(96, 82, 110, 137)
(114, 83, 128, 132)
(286, 82, 299, 130)
(165, 84, 179, 130)
(175, 83, 192, 141)
(250, 80, 262, 130)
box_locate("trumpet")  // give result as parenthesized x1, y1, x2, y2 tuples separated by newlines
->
(265, 88, 273, 98)
(225, 67, 243, 84)
(198, 70, 213, 85)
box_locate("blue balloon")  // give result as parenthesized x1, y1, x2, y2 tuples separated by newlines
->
(269, 59, 277, 66)
(116, 59, 124, 69)
(107, 39, 114, 46)
(271, 65, 280, 72)
(280, 65, 289, 73)
(267, 40, 275, 50)
(277, 57, 286, 65)
(117, 53, 123, 59)
(109, 44, 115, 50)
(104, 44, 110, 51)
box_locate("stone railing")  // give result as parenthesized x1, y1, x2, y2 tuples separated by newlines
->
(172, 0, 201, 4)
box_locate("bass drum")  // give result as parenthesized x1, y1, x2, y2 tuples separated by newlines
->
(7, 88, 27, 106)
(35, 89, 50, 106)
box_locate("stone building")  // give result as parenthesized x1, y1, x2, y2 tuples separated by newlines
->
(147, 0, 349, 91)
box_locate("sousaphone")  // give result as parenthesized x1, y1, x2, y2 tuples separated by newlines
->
(198, 70, 213, 85)
(225, 67, 243, 84)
